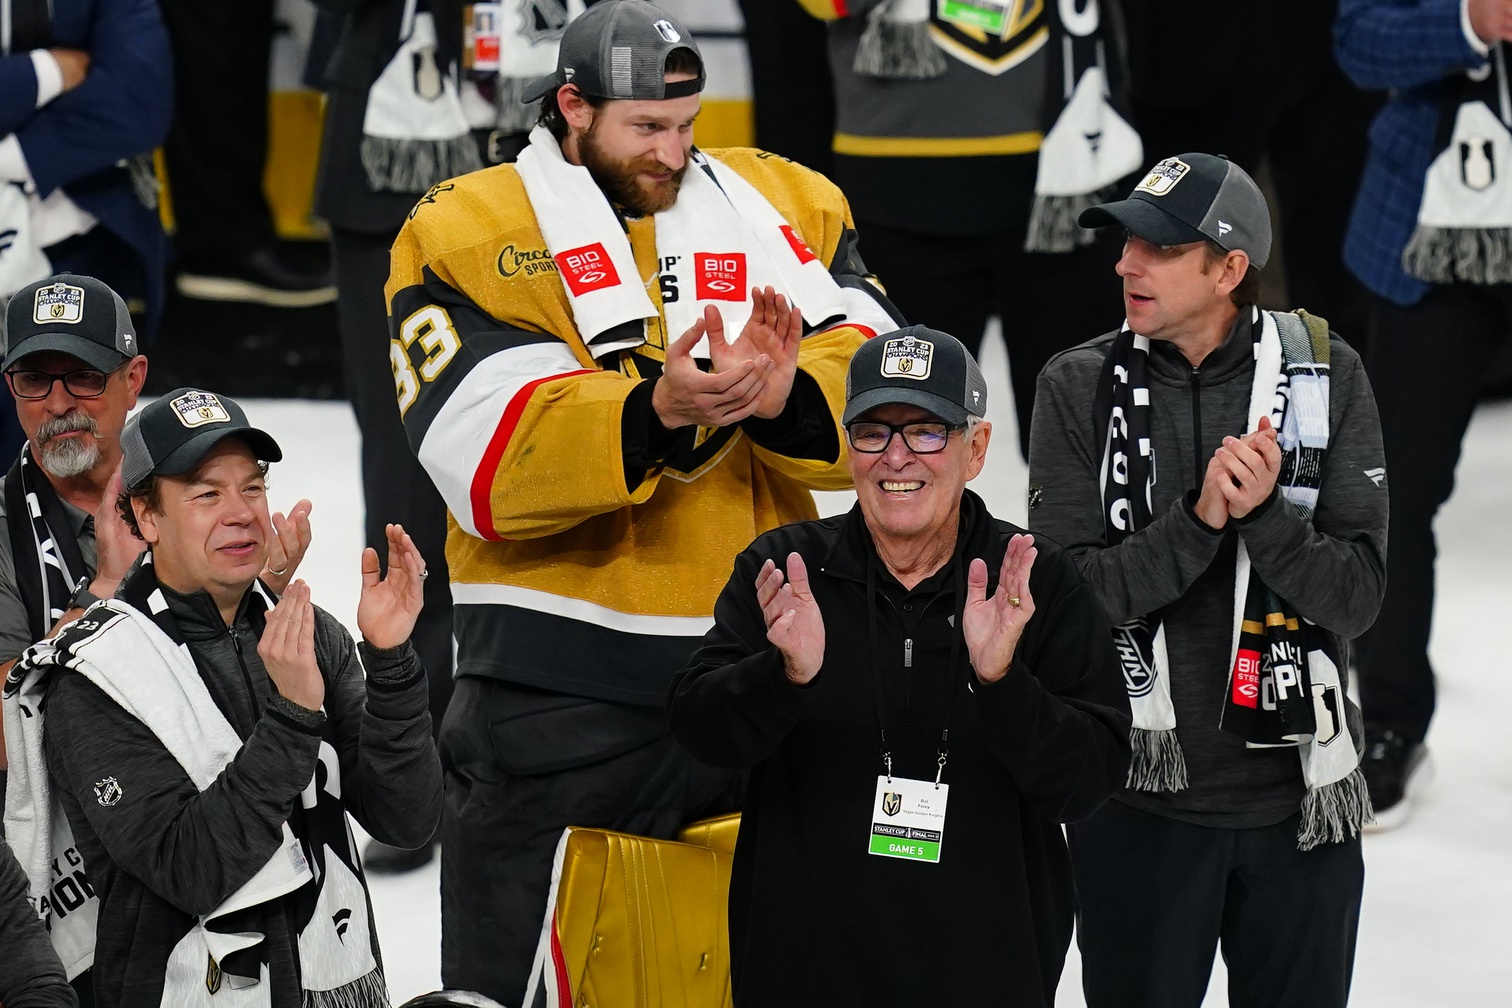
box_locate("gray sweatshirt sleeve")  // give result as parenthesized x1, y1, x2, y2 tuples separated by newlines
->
(1028, 348, 1226, 625)
(1231, 339, 1388, 637)
(43, 672, 323, 917)
(0, 841, 77, 1008)
(315, 611, 441, 850)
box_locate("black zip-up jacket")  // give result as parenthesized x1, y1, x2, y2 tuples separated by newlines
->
(669, 491, 1130, 1007)
(41, 584, 441, 1008)
(1029, 310, 1388, 828)
(1, 840, 75, 1007)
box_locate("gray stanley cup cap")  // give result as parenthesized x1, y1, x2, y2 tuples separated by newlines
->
(3, 273, 139, 371)
(121, 388, 283, 488)
(1079, 152, 1273, 269)
(843, 326, 988, 427)
(521, 0, 704, 104)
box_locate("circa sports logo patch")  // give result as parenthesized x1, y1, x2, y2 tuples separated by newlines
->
(880, 334, 933, 380)
(1136, 157, 1191, 197)
(555, 242, 621, 296)
(94, 776, 123, 807)
(170, 390, 231, 428)
(34, 282, 84, 324)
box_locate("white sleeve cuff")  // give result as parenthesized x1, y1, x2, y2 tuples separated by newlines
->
(1463, 0, 1492, 57)
(29, 49, 64, 108)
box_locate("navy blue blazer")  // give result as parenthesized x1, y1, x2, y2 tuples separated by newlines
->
(2, 0, 172, 332)
(1335, 0, 1490, 307)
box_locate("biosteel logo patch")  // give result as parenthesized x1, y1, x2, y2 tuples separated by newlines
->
(555, 243, 620, 296)
(1230, 649, 1262, 708)
(779, 225, 817, 265)
(695, 252, 746, 301)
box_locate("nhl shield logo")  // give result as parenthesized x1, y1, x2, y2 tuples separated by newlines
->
(880, 335, 933, 380)
(33, 282, 84, 325)
(1135, 158, 1191, 198)
(1112, 620, 1160, 698)
(94, 776, 123, 807)
(170, 391, 231, 428)
(882, 792, 903, 816)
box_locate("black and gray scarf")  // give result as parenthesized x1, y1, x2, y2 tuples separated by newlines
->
(3, 447, 89, 643)
(4, 556, 384, 1004)
(1097, 309, 1370, 849)
(1402, 41, 1512, 284)
(852, 0, 1142, 253)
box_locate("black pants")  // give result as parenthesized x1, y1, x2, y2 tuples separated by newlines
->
(1354, 284, 1512, 743)
(438, 676, 744, 1005)
(157, 0, 276, 264)
(1069, 800, 1363, 1008)
(735, 0, 834, 178)
(857, 222, 1123, 458)
(331, 227, 454, 733)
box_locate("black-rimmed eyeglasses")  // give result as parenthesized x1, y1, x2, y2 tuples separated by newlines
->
(4, 366, 120, 399)
(846, 421, 962, 455)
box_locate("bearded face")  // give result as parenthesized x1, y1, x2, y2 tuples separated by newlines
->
(35, 409, 101, 478)
(577, 114, 688, 215)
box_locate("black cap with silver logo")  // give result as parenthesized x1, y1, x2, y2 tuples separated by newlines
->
(121, 388, 283, 488)
(843, 326, 988, 428)
(1078, 152, 1273, 269)
(2, 273, 138, 371)
(520, 0, 704, 104)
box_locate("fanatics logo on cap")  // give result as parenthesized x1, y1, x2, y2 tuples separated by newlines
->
(652, 18, 680, 42)
(1135, 157, 1191, 197)
(171, 390, 231, 428)
(33, 282, 84, 324)
(555, 242, 621, 296)
(879, 334, 933, 380)
(694, 252, 746, 300)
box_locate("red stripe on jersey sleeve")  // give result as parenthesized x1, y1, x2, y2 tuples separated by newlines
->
(470, 370, 595, 541)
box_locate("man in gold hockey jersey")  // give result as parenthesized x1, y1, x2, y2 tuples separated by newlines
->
(385, 2, 901, 1000)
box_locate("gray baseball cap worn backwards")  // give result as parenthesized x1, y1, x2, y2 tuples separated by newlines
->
(520, 0, 704, 104)
(121, 388, 283, 488)
(2, 273, 139, 372)
(1079, 152, 1273, 270)
(844, 326, 988, 428)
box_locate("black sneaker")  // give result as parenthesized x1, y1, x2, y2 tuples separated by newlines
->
(1361, 728, 1431, 832)
(362, 838, 437, 875)
(177, 247, 336, 307)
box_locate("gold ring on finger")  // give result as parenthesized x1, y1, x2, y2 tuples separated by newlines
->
(1009, 596, 1021, 607)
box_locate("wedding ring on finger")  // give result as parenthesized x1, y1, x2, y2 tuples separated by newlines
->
(269, 567, 290, 577)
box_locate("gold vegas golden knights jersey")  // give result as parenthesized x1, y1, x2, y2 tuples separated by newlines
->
(386, 148, 900, 705)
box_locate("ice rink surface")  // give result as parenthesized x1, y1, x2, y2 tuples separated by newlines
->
(248, 329, 1512, 1006)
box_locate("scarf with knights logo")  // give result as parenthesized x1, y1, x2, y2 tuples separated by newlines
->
(1096, 308, 1371, 849)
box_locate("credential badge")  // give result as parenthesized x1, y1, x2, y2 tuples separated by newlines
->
(170, 391, 231, 428)
(33, 282, 84, 324)
(95, 776, 123, 807)
(1135, 157, 1191, 197)
(880, 335, 933, 380)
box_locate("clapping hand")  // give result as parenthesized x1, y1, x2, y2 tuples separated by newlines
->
(962, 534, 1037, 684)
(708, 286, 802, 420)
(756, 552, 824, 684)
(357, 523, 426, 650)
(261, 499, 312, 595)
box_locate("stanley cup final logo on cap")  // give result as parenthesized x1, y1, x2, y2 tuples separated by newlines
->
(33, 282, 84, 324)
(880, 334, 934, 380)
(170, 391, 231, 428)
(1135, 157, 1191, 197)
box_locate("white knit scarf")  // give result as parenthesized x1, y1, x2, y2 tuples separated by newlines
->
(514, 125, 850, 359)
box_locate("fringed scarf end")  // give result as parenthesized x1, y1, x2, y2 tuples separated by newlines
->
(1125, 728, 1189, 793)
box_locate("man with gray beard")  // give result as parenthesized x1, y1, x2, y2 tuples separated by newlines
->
(0, 275, 311, 815)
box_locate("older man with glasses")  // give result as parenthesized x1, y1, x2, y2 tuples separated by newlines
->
(0, 275, 310, 831)
(670, 325, 1131, 1007)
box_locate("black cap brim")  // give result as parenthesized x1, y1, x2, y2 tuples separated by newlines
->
(520, 72, 562, 104)
(842, 388, 969, 427)
(154, 427, 283, 479)
(1079, 198, 1208, 247)
(3, 332, 128, 372)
